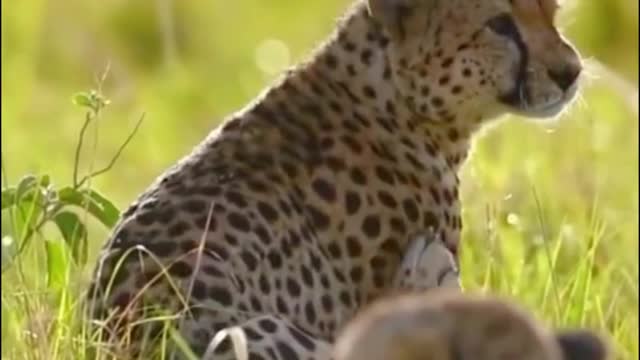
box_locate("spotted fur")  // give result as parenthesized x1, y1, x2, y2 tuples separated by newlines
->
(87, 0, 582, 358)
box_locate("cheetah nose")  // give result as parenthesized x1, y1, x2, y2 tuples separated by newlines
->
(547, 65, 581, 92)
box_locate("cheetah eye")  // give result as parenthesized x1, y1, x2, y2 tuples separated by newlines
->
(486, 13, 520, 39)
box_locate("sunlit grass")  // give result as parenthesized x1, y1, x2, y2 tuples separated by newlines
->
(2, 75, 637, 359)
(1, 0, 638, 359)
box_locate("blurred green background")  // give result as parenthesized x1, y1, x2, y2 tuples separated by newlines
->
(1, 0, 638, 359)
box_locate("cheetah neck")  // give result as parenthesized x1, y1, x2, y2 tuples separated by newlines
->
(297, 2, 475, 171)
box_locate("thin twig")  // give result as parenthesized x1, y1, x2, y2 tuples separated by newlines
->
(77, 113, 145, 188)
(75, 62, 111, 188)
(95, 61, 112, 94)
(73, 113, 93, 188)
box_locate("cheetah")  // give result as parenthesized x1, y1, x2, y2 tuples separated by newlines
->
(87, 0, 583, 358)
(334, 290, 608, 360)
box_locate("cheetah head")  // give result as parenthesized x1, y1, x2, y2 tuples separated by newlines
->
(334, 291, 608, 360)
(367, 0, 582, 122)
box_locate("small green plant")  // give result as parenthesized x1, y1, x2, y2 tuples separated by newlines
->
(0, 76, 147, 358)
(1, 82, 143, 278)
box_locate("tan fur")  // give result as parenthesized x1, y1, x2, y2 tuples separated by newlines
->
(87, 1, 582, 358)
(335, 290, 608, 360)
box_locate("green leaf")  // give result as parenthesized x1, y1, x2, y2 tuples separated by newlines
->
(72, 90, 110, 112)
(2, 174, 51, 211)
(71, 92, 93, 108)
(58, 187, 120, 228)
(12, 184, 44, 244)
(15, 175, 38, 202)
(53, 211, 88, 265)
(45, 239, 70, 294)
(39, 174, 51, 188)
(85, 189, 120, 225)
(1, 187, 16, 210)
(15, 200, 42, 244)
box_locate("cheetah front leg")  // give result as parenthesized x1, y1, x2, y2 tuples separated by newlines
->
(392, 228, 461, 292)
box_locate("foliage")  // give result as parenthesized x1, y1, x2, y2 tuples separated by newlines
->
(1, 0, 638, 359)
(2, 86, 120, 268)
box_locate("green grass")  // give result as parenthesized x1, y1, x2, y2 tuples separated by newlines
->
(1, 0, 638, 359)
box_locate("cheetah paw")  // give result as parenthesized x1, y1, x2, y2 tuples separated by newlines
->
(392, 229, 461, 292)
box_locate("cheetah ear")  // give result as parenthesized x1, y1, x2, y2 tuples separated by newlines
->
(366, 0, 431, 41)
(556, 330, 608, 360)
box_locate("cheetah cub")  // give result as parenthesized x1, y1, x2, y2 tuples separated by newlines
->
(335, 291, 608, 360)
